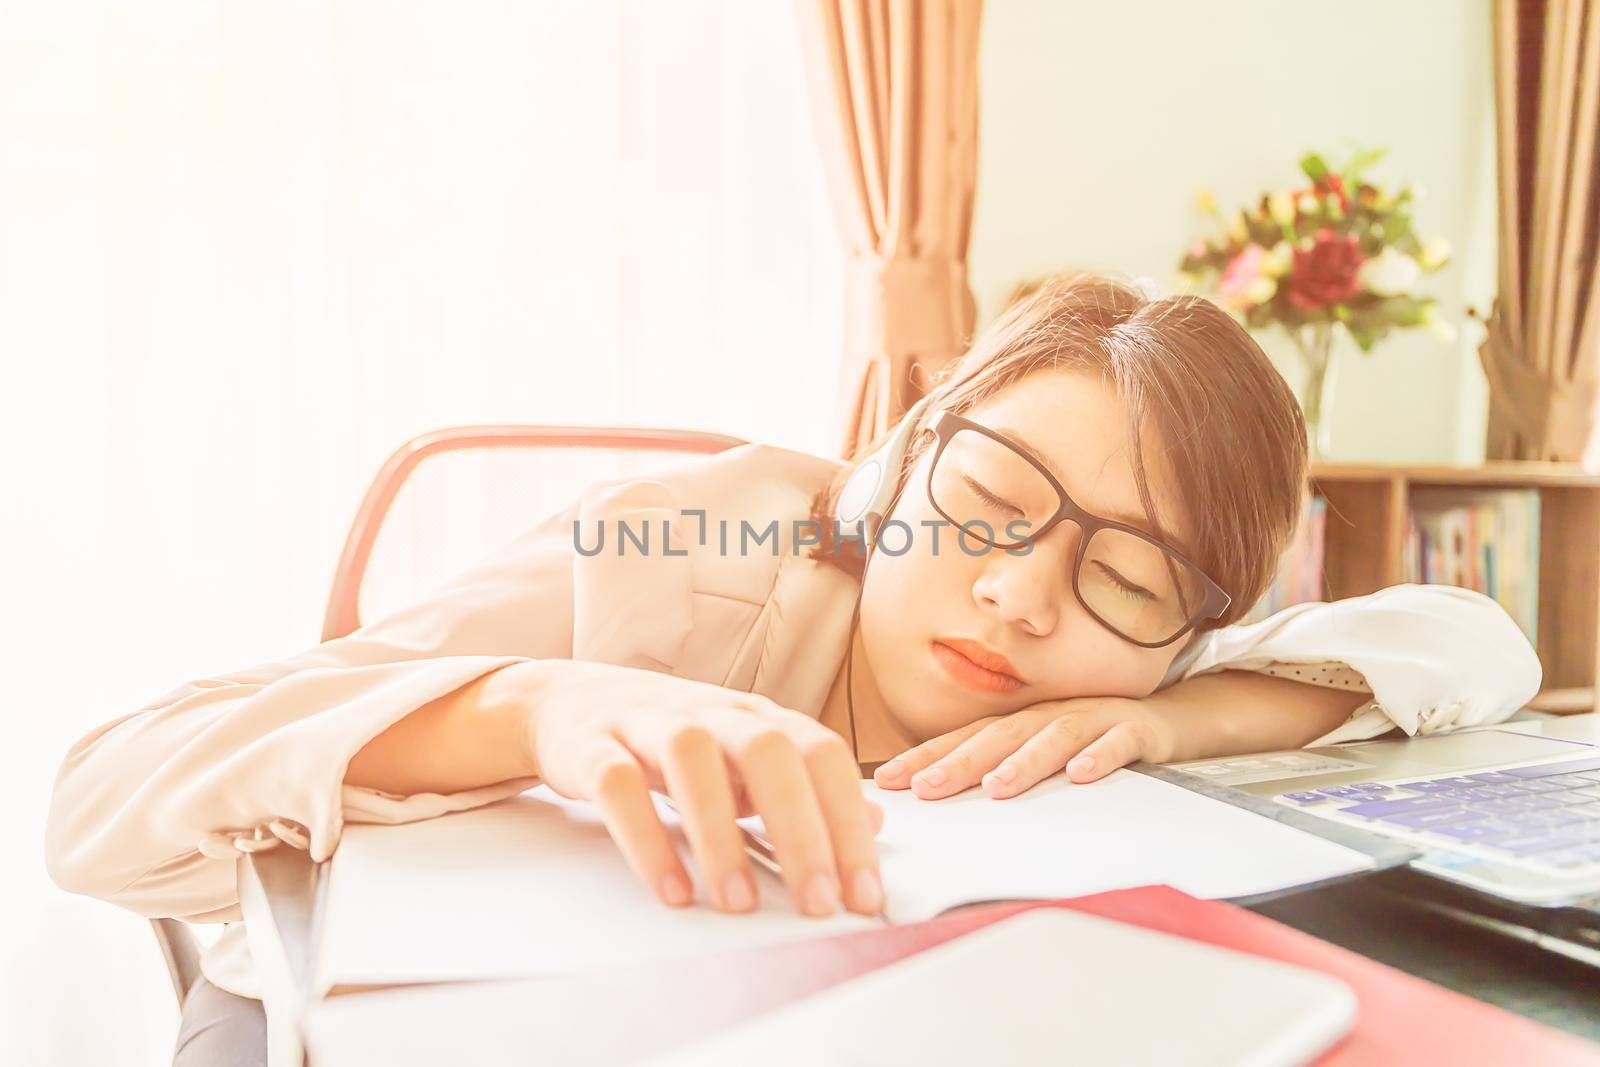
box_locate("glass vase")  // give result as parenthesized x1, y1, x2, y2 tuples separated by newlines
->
(1290, 323, 1338, 463)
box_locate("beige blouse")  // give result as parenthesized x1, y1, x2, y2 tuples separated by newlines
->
(43, 442, 1544, 998)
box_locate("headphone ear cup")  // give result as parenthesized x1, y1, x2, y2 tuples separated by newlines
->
(831, 394, 936, 535)
(835, 457, 884, 527)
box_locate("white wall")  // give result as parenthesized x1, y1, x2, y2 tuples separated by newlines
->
(969, 0, 1498, 464)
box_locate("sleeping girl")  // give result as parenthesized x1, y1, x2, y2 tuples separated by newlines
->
(47, 272, 1540, 1039)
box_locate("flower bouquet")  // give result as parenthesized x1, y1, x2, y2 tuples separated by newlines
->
(1178, 147, 1454, 459)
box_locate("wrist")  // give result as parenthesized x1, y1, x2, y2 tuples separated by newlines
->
(345, 659, 547, 795)
(473, 660, 548, 780)
(1100, 693, 1183, 764)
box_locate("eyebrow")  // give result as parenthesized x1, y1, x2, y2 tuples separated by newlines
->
(988, 423, 1180, 547)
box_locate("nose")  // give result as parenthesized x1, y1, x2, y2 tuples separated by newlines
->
(969, 522, 1078, 638)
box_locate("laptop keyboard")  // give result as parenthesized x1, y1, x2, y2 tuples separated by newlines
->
(1279, 753, 1600, 872)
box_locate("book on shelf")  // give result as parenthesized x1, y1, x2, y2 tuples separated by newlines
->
(1241, 494, 1327, 624)
(1404, 487, 1541, 644)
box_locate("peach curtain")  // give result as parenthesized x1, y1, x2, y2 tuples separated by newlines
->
(1480, 0, 1600, 467)
(795, 0, 983, 459)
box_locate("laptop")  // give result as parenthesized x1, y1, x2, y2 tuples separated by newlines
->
(645, 908, 1356, 1067)
(1165, 713, 1600, 958)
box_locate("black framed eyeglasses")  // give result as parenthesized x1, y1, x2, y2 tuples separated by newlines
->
(922, 410, 1231, 648)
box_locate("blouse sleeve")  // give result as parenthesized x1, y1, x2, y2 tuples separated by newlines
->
(1159, 584, 1543, 747)
(45, 484, 607, 922)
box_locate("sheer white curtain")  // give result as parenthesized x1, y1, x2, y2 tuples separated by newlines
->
(0, 3, 842, 1063)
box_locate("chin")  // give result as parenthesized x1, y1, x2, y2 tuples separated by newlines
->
(896, 671, 1017, 740)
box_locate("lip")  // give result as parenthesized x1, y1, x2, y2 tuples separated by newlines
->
(931, 638, 1025, 693)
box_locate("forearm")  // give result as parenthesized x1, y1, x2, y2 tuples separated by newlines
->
(1141, 669, 1371, 763)
(344, 660, 543, 795)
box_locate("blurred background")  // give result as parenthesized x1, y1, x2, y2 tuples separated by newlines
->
(4, 1, 1592, 1063)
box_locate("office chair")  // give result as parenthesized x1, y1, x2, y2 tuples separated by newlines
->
(152, 423, 746, 1003)
(320, 424, 745, 641)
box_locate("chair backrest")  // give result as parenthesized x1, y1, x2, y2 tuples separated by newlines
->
(148, 425, 747, 1008)
(321, 425, 747, 641)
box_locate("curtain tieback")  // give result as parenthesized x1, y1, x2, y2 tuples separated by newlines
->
(1479, 306, 1600, 457)
(843, 254, 971, 371)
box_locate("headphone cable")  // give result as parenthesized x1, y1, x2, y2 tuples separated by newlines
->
(844, 476, 909, 770)
(845, 594, 861, 765)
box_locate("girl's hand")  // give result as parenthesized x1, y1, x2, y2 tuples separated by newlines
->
(518, 661, 884, 918)
(872, 697, 1178, 801)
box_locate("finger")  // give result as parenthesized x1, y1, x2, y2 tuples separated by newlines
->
(982, 712, 1102, 798)
(983, 712, 1116, 798)
(866, 800, 884, 835)
(1065, 721, 1151, 784)
(583, 737, 693, 908)
(656, 725, 758, 914)
(725, 723, 841, 916)
(911, 714, 1047, 800)
(872, 717, 994, 790)
(790, 723, 882, 915)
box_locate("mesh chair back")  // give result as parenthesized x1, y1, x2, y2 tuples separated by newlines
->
(322, 426, 745, 641)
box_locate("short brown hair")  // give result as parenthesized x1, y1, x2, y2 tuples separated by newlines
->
(809, 272, 1307, 630)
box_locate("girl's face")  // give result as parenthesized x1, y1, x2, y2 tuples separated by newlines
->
(857, 369, 1199, 741)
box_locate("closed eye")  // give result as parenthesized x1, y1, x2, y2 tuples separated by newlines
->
(1092, 560, 1154, 601)
(962, 475, 1023, 516)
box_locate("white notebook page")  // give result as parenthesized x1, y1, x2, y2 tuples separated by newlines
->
(315, 771, 1371, 989)
(315, 789, 877, 992)
(864, 771, 1371, 924)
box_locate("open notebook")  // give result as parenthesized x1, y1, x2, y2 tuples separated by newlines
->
(311, 770, 1378, 994)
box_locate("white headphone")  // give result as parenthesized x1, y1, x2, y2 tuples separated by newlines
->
(834, 393, 936, 548)
(835, 393, 936, 758)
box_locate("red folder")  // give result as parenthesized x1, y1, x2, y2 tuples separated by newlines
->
(304, 886, 1600, 1066)
(602, 887, 1600, 1066)
(1048, 887, 1600, 1065)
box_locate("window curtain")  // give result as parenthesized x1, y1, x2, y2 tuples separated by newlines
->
(794, 0, 983, 459)
(1480, 0, 1600, 468)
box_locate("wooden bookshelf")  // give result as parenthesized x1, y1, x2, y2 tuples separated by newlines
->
(1309, 461, 1600, 713)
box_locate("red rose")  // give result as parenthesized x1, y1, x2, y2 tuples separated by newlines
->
(1288, 229, 1364, 310)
